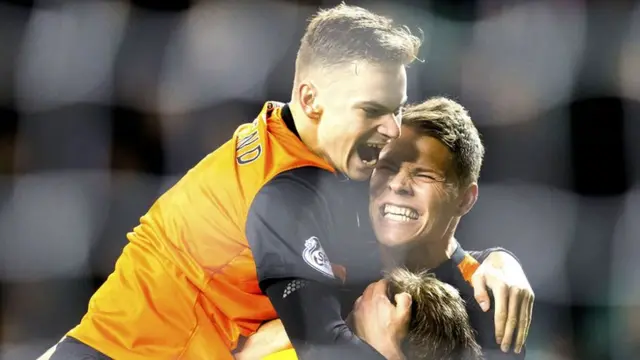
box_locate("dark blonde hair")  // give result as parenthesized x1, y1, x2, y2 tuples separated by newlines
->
(295, 3, 422, 79)
(386, 268, 483, 360)
(402, 97, 485, 188)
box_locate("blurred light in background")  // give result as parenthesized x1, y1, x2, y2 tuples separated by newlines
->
(0, 1, 638, 359)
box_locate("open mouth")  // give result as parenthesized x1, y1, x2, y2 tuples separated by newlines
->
(380, 203, 419, 222)
(356, 142, 384, 167)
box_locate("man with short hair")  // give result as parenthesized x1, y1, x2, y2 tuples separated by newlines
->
(245, 97, 532, 359)
(368, 96, 532, 357)
(256, 267, 485, 360)
(45, 5, 530, 360)
(385, 268, 483, 360)
(45, 5, 421, 359)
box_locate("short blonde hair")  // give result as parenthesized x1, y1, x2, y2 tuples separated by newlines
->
(296, 3, 422, 78)
(386, 268, 483, 360)
(402, 97, 485, 188)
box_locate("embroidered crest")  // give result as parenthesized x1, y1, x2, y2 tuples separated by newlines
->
(302, 237, 334, 279)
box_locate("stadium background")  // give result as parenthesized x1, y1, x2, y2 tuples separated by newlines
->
(0, 0, 639, 359)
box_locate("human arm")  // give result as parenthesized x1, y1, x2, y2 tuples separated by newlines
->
(246, 168, 409, 359)
(233, 320, 291, 360)
(469, 250, 533, 354)
(454, 245, 533, 355)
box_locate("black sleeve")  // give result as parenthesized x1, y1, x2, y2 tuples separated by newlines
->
(247, 167, 343, 287)
(455, 247, 527, 359)
(467, 247, 521, 264)
(434, 246, 521, 285)
(433, 246, 526, 359)
(246, 167, 386, 359)
(50, 337, 111, 360)
(264, 279, 385, 359)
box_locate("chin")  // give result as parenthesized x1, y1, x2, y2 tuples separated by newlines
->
(375, 227, 415, 248)
(348, 168, 373, 181)
(345, 159, 374, 180)
(379, 237, 409, 248)
(373, 216, 424, 244)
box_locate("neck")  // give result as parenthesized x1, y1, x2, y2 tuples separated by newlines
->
(380, 222, 460, 272)
(288, 100, 321, 157)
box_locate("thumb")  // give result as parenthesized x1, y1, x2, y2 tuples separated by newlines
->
(471, 273, 490, 312)
(354, 295, 363, 309)
(394, 292, 412, 318)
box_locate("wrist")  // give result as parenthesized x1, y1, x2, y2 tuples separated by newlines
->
(373, 339, 405, 360)
(487, 249, 520, 266)
(485, 250, 507, 267)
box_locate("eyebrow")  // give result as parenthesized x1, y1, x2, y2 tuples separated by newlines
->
(414, 166, 448, 181)
(379, 159, 441, 174)
(414, 166, 443, 175)
(357, 98, 407, 113)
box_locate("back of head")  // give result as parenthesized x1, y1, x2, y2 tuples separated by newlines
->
(296, 3, 422, 80)
(386, 268, 483, 360)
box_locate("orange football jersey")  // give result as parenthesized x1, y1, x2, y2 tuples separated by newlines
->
(67, 102, 334, 360)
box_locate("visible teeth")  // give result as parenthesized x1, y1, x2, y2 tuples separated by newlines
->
(362, 158, 377, 167)
(361, 143, 383, 167)
(384, 213, 413, 222)
(383, 204, 418, 220)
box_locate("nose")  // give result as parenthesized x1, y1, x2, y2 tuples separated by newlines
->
(377, 113, 401, 140)
(387, 171, 412, 196)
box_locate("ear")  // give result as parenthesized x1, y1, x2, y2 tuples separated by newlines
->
(297, 82, 323, 123)
(456, 182, 478, 217)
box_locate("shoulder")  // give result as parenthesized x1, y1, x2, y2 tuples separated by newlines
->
(252, 167, 347, 212)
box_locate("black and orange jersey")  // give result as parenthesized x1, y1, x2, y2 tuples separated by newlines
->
(65, 101, 365, 360)
(59, 99, 521, 360)
(257, 246, 521, 360)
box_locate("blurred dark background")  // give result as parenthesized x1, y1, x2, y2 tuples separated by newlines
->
(1, 0, 639, 359)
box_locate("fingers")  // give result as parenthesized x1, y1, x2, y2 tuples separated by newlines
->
(355, 280, 390, 313)
(394, 292, 411, 309)
(359, 280, 384, 303)
(514, 291, 534, 353)
(492, 282, 508, 345)
(471, 272, 490, 312)
(526, 294, 534, 338)
(393, 292, 412, 318)
(500, 287, 523, 352)
(370, 279, 389, 298)
(354, 295, 363, 309)
(360, 279, 411, 318)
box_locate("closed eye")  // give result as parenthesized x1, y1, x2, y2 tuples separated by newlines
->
(415, 171, 445, 182)
(364, 108, 384, 118)
(376, 162, 398, 173)
(416, 173, 436, 180)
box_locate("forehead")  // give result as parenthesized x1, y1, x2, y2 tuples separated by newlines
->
(326, 62, 407, 105)
(380, 126, 452, 171)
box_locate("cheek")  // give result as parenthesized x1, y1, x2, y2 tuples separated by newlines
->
(369, 174, 388, 197)
(418, 187, 450, 213)
(317, 120, 341, 148)
(317, 121, 333, 141)
(320, 111, 360, 143)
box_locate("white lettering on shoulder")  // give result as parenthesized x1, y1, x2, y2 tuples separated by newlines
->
(236, 124, 263, 165)
(302, 237, 335, 279)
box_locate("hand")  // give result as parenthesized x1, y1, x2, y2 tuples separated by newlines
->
(471, 251, 534, 354)
(234, 319, 291, 360)
(352, 279, 412, 359)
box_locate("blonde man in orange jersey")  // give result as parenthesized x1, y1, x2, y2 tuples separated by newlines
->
(43, 5, 532, 360)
